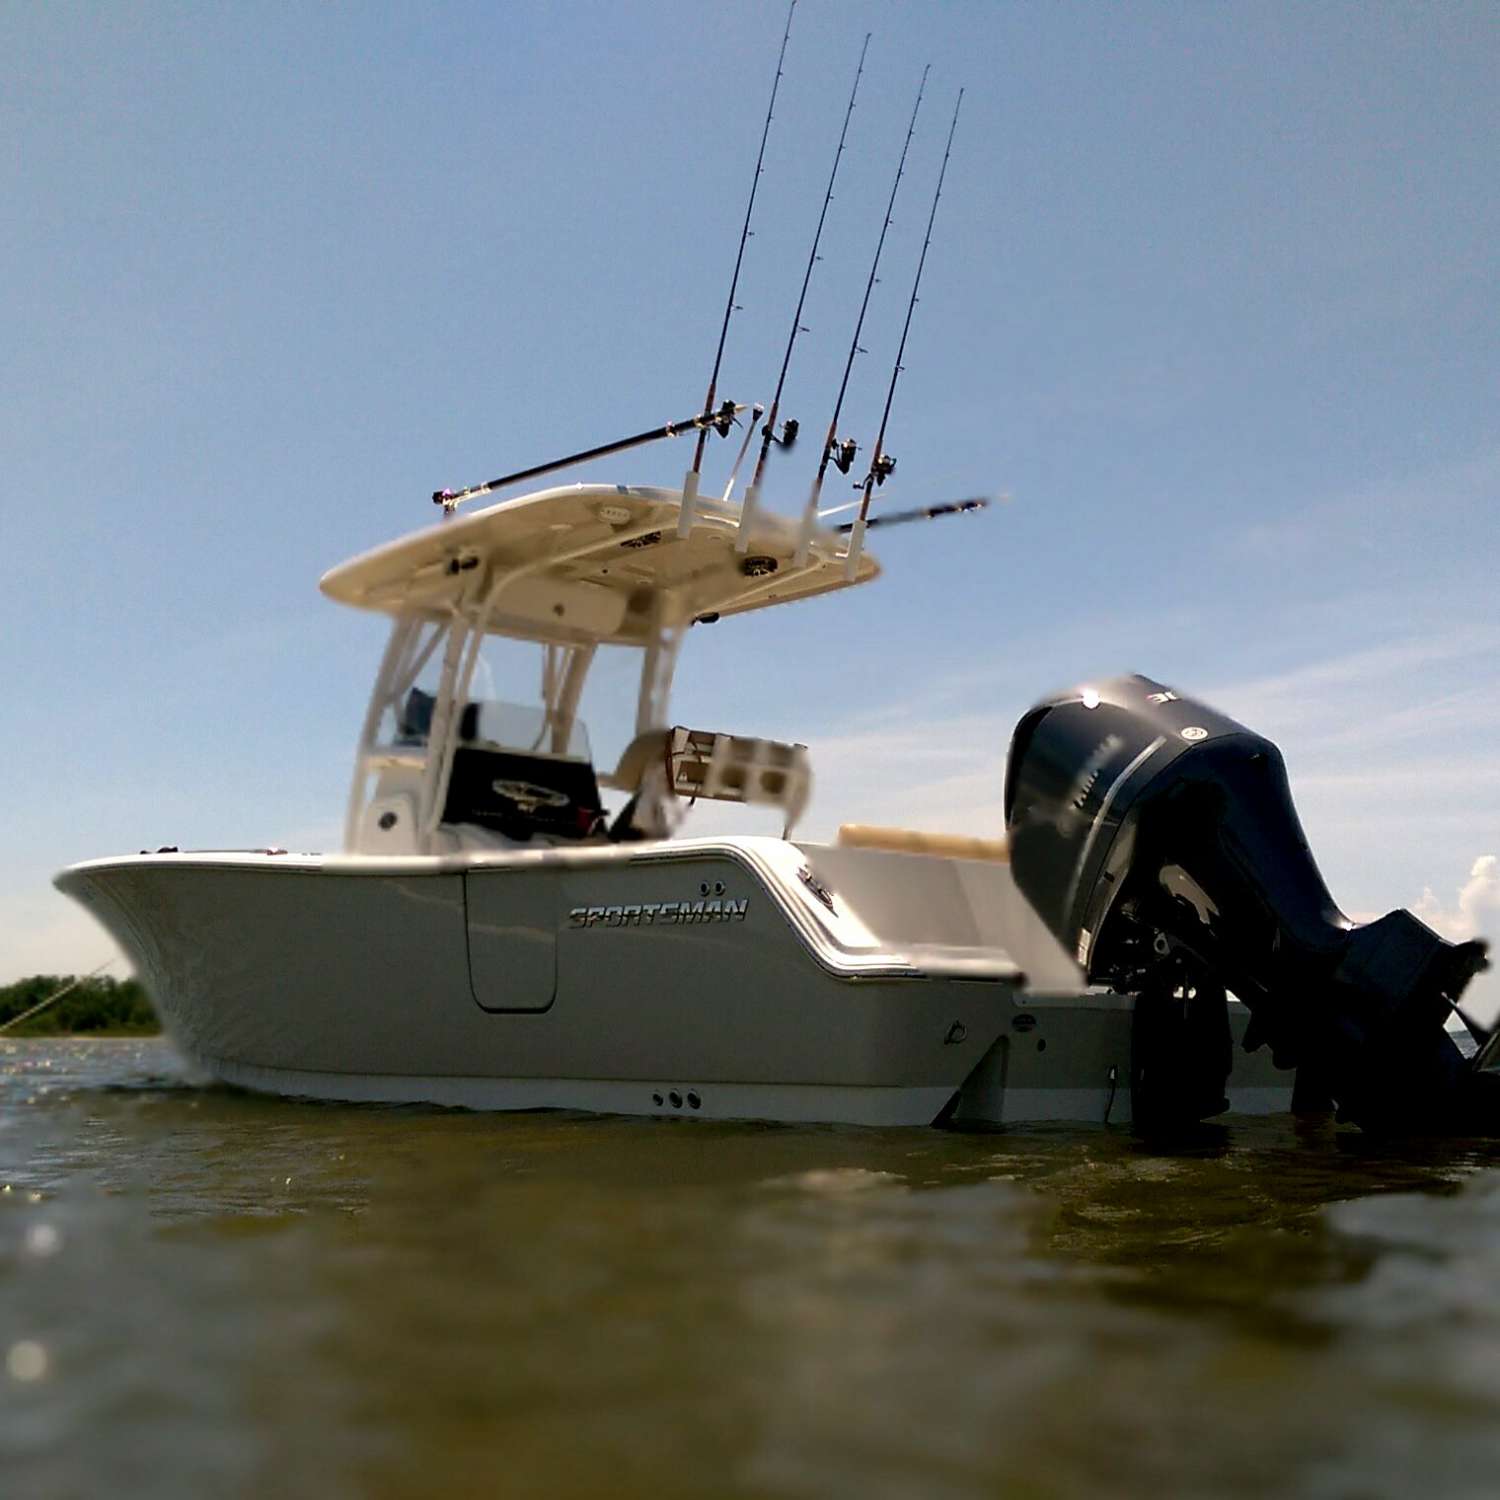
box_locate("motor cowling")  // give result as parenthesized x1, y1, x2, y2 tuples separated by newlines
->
(1004, 674, 1493, 1132)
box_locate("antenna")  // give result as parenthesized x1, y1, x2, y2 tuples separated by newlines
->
(844, 87, 963, 579)
(680, 0, 797, 538)
(735, 32, 872, 553)
(793, 65, 928, 566)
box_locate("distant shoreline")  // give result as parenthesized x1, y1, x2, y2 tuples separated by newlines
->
(0, 975, 161, 1037)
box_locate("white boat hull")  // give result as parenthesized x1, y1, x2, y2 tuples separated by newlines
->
(55, 837, 1292, 1127)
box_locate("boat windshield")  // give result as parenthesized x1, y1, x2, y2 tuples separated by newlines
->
(469, 701, 591, 761)
(394, 689, 591, 763)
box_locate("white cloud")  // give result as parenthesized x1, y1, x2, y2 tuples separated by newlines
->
(1460, 857, 1500, 936)
(1415, 855, 1500, 944)
(1413, 857, 1500, 1030)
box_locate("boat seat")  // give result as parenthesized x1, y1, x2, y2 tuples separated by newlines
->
(836, 824, 1010, 862)
(600, 729, 671, 793)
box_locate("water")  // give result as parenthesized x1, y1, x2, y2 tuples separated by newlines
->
(4, 1039, 1500, 1499)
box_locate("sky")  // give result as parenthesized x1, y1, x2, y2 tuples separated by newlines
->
(3, 2, 1497, 1013)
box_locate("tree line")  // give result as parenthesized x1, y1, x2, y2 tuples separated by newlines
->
(0, 974, 159, 1035)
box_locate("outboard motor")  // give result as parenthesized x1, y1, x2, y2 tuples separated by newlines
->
(1004, 674, 1494, 1133)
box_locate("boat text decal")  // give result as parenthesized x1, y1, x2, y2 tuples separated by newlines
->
(568, 899, 749, 928)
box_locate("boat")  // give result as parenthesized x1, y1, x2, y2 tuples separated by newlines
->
(53, 476, 1283, 1127)
(55, 13, 1495, 1134)
(54, 461, 1494, 1131)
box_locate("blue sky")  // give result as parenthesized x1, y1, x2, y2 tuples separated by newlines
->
(3, 2, 1497, 1007)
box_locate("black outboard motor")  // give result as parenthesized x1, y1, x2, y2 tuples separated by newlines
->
(1004, 674, 1494, 1133)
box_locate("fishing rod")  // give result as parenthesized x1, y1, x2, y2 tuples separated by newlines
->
(735, 31, 871, 554)
(829, 495, 988, 533)
(793, 65, 929, 566)
(435, 8, 797, 520)
(432, 401, 743, 512)
(679, 0, 797, 537)
(843, 87, 963, 579)
(719, 402, 766, 503)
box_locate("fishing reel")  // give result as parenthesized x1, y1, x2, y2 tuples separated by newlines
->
(829, 437, 859, 474)
(869, 452, 896, 486)
(762, 416, 799, 449)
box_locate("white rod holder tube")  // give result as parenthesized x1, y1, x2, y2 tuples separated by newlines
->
(793, 481, 820, 567)
(677, 470, 701, 538)
(735, 483, 762, 554)
(843, 515, 868, 580)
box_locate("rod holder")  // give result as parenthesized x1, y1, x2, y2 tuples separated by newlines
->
(793, 482, 820, 567)
(735, 484, 763, 554)
(843, 515, 867, 579)
(677, 470, 701, 538)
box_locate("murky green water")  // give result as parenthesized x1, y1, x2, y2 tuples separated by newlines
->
(4, 1038, 1500, 1498)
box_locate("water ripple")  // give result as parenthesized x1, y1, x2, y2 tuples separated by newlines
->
(4, 1037, 1500, 1498)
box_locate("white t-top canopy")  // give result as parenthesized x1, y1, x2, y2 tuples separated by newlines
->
(319, 483, 879, 646)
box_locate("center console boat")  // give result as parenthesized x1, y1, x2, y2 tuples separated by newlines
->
(56, 475, 1492, 1130)
(54, 7, 1494, 1133)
